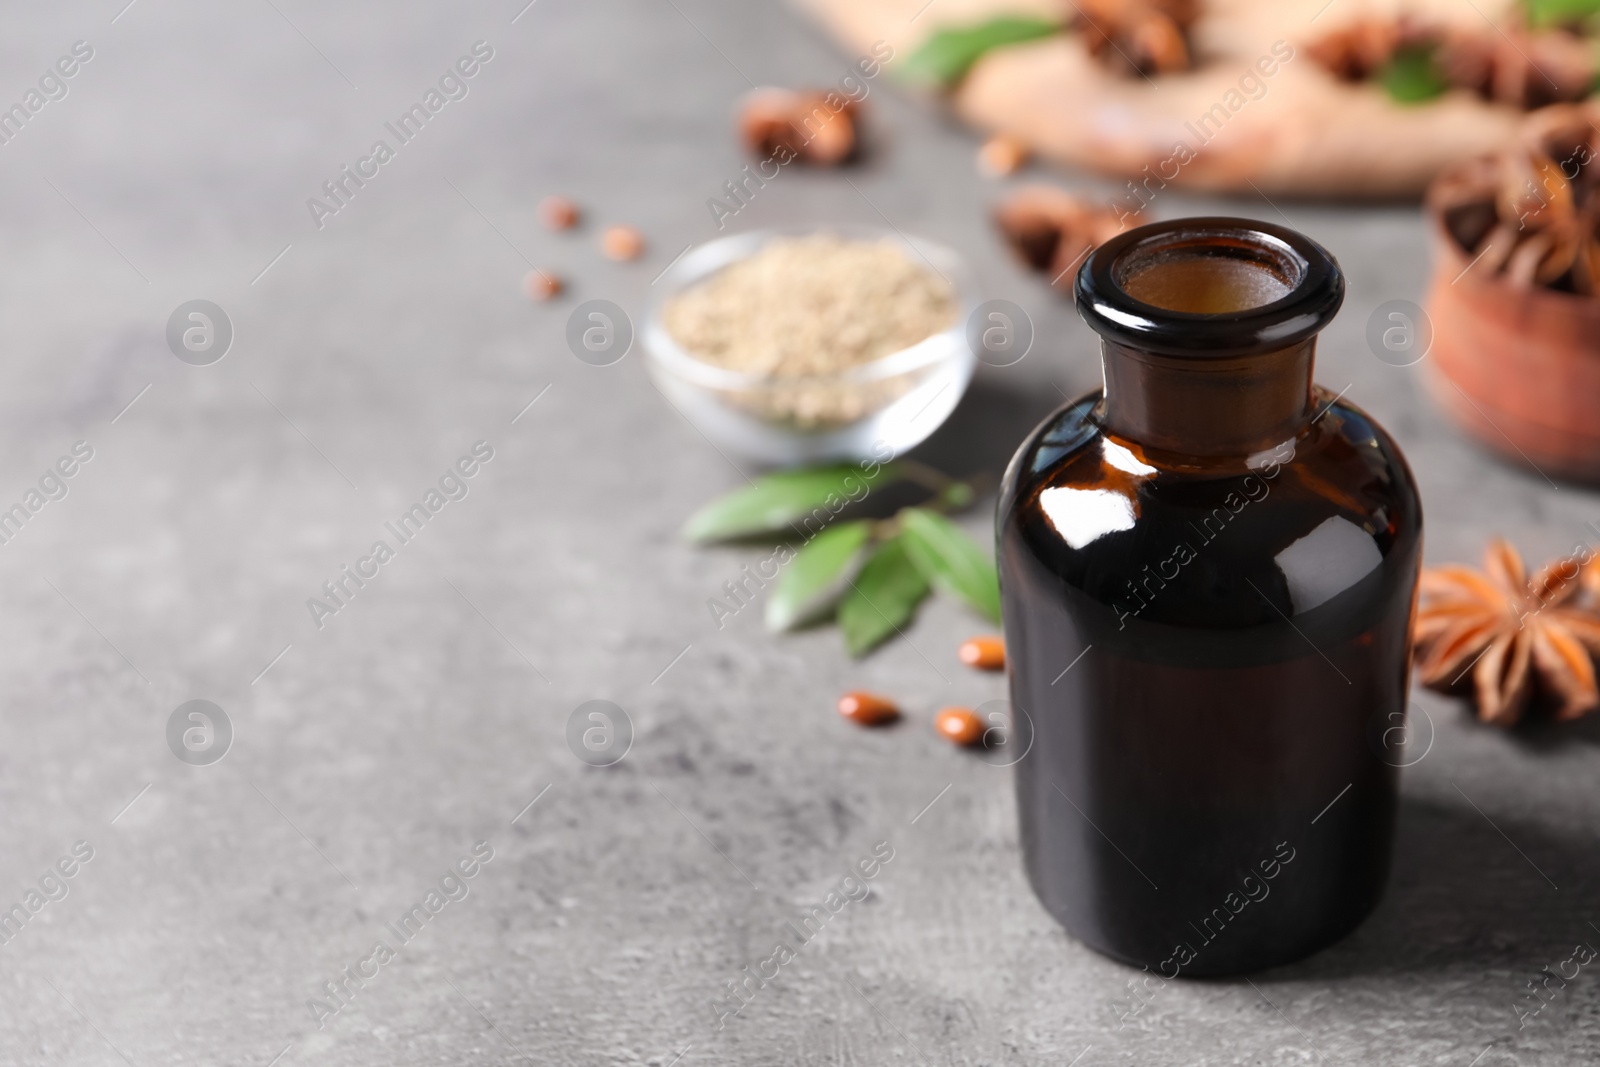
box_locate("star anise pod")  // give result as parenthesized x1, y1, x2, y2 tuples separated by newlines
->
(1304, 15, 1421, 81)
(1429, 104, 1600, 293)
(1414, 540, 1600, 725)
(1071, 0, 1193, 76)
(737, 89, 859, 166)
(992, 186, 1129, 291)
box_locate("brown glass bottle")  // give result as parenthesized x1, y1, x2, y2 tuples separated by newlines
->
(998, 218, 1422, 976)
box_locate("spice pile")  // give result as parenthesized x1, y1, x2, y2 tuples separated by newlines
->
(924, 1, 1600, 104)
(909, 0, 1600, 98)
(661, 235, 958, 428)
(1307, 7, 1597, 107)
(1413, 539, 1600, 725)
(1430, 104, 1600, 292)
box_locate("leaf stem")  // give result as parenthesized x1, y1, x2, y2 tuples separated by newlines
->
(932, 473, 992, 515)
(897, 459, 956, 494)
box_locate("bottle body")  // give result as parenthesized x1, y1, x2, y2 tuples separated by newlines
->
(999, 218, 1423, 975)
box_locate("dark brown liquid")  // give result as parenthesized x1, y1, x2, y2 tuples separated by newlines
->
(998, 390, 1421, 975)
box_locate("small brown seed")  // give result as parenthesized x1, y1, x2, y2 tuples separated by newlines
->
(838, 691, 899, 726)
(958, 636, 1006, 671)
(935, 706, 985, 747)
(977, 135, 1028, 178)
(524, 270, 563, 301)
(602, 225, 645, 261)
(539, 195, 580, 231)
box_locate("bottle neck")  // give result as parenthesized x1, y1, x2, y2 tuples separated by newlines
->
(1098, 339, 1316, 457)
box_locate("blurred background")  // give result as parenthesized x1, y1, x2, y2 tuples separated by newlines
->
(0, 0, 1598, 1064)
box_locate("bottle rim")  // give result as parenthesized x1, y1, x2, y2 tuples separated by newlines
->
(1075, 217, 1345, 358)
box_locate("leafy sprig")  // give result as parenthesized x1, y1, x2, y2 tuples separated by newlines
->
(1379, 44, 1450, 104)
(684, 462, 1001, 656)
(901, 16, 1062, 88)
(1522, 0, 1600, 29)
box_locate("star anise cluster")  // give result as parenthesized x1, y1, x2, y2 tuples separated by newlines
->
(1429, 104, 1600, 292)
(1306, 15, 1595, 109)
(1414, 539, 1600, 725)
(1069, 0, 1197, 76)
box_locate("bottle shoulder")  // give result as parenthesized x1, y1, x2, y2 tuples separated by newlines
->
(998, 387, 1422, 628)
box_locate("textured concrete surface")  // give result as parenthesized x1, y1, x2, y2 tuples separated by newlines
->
(0, 1, 1597, 1064)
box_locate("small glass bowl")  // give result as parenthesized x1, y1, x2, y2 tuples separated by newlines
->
(644, 227, 977, 467)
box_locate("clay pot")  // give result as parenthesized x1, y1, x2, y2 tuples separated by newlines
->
(1425, 219, 1600, 482)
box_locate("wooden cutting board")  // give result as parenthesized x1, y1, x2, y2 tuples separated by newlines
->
(794, 0, 1526, 198)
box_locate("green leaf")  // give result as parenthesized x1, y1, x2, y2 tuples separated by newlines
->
(682, 463, 903, 543)
(838, 537, 931, 657)
(765, 520, 873, 632)
(898, 507, 1002, 624)
(1523, 0, 1600, 28)
(901, 16, 1061, 88)
(1379, 46, 1449, 104)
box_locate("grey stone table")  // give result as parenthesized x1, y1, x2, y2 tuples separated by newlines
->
(0, 1, 1596, 1064)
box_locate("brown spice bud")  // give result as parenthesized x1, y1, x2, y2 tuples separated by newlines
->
(838, 691, 899, 726)
(602, 225, 645, 261)
(935, 706, 984, 747)
(538, 195, 580, 231)
(738, 88, 859, 167)
(1074, 0, 1193, 76)
(1305, 18, 1403, 82)
(958, 636, 1006, 671)
(524, 270, 563, 301)
(977, 135, 1028, 178)
(1050, 207, 1128, 294)
(994, 185, 1128, 285)
(1122, 12, 1189, 75)
(994, 187, 1077, 271)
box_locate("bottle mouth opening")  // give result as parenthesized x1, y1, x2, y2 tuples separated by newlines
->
(1077, 217, 1344, 358)
(1114, 231, 1303, 314)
